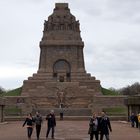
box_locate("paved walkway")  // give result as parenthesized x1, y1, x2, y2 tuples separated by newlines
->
(0, 121, 139, 140)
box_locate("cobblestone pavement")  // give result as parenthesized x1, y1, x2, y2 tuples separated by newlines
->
(0, 121, 139, 140)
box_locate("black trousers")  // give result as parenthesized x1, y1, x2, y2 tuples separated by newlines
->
(90, 131, 99, 140)
(27, 127, 33, 138)
(100, 134, 110, 140)
(36, 125, 41, 138)
(131, 121, 135, 127)
(46, 126, 55, 138)
(60, 113, 63, 120)
(135, 121, 138, 128)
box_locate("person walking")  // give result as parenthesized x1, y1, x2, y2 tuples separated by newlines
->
(22, 113, 34, 140)
(60, 108, 64, 120)
(134, 113, 138, 128)
(88, 113, 99, 140)
(138, 113, 140, 130)
(99, 111, 112, 140)
(34, 111, 43, 140)
(130, 112, 135, 127)
(46, 110, 56, 139)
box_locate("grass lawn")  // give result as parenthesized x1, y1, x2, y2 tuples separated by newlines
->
(4, 107, 21, 116)
(1, 87, 22, 96)
(101, 87, 119, 96)
(103, 107, 127, 116)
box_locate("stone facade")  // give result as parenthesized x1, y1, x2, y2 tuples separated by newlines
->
(5, 95, 127, 116)
(93, 95, 127, 112)
(21, 3, 101, 115)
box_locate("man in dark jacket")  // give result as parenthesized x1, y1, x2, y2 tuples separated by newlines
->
(99, 111, 112, 140)
(46, 110, 56, 139)
(34, 112, 43, 140)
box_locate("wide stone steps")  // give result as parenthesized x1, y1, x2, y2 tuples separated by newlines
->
(23, 81, 98, 96)
(4, 115, 128, 121)
(32, 108, 92, 116)
(25, 72, 97, 82)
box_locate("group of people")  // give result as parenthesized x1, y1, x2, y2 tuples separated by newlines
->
(22, 110, 56, 140)
(22, 110, 112, 140)
(88, 111, 112, 140)
(130, 112, 140, 129)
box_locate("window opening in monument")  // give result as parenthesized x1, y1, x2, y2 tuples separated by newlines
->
(53, 73, 57, 81)
(53, 73, 57, 77)
(67, 73, 71, 82)
(59, 76, 64, 82)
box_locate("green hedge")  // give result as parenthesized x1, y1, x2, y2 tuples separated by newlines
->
(103, 107, 127, 116)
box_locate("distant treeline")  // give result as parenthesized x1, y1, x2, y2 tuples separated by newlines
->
(0, 86, 6, 94)
(109, 82, 140, 96)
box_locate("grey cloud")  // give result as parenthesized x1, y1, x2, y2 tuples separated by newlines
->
(72, 0, 140, 24)
(0, 0, 140, 89)
(15, 59, 38, 68)
(84, 35, 140, 84)
(105, 0, 140, 23)
(0, 77, 23, 90)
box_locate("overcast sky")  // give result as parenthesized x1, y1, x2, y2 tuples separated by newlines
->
(0, 0, 140, 90)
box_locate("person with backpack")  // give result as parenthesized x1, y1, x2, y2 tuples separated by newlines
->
(34, 112, 43, 140)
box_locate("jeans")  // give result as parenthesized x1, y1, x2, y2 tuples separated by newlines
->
(27, 127, 33, 138)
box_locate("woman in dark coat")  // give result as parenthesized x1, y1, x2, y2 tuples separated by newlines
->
(22, 113, 34, 140)
(99, 111, 112, 140)
(88, 113, 99, 140)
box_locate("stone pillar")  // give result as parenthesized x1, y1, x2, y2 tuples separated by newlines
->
(0, 98, 5, 122)
(0, 105, 4, 122)
(0, 106, 2, 122)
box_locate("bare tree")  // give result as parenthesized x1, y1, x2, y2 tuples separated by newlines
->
(118, 82, 140, 95)
(109, 87, 118, 93)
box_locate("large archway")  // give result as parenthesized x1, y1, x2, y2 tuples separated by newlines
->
(53, 59, 71, 82)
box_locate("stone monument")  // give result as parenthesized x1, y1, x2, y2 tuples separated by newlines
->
(21, 3, 101, 115)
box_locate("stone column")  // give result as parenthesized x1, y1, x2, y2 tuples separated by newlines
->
(0, 98, 5, 122)
(0, 105, 4, 122)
